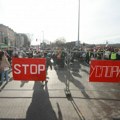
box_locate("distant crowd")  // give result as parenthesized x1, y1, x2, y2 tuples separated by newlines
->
(0, 46, 120, 84)
(85, 46, 120, 63)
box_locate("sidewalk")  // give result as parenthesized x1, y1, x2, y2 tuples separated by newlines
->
(0, 66, 90, 120)
(1, 64, 119, 120)
(0, 84, 86, 120)
(0, 69, 12, 91)
(0, 62, 103, 120)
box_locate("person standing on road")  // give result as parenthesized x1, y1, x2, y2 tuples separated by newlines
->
(41, 52, 52, 85)
(117, 49, 120, 60)
(0, 51, 11, 83)
(109, 49, 117, 60)
(44, 52, 52, 73)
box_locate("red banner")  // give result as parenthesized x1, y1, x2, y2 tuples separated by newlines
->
(12, 58, 46, 81)
(89, 60, 120, 82)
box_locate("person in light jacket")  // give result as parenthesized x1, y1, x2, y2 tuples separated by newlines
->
(0, 51, 11, 83)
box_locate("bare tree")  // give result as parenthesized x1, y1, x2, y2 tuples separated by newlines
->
(55, 37, 66, 47)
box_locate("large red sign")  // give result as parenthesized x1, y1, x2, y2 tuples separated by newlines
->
(89, 60, 120, 82)
(12, 58, 46, 81)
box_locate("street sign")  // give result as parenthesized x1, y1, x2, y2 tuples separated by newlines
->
(12, 58, 46, 81)
(89, 60, 120, 82)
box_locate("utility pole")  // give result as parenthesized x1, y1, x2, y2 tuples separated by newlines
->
(0, 31, 4, 43)
(78, 0, 80, 48)
(41, 31, 44, 49)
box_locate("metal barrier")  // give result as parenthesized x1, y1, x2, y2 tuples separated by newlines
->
(64, 51, 72, 97)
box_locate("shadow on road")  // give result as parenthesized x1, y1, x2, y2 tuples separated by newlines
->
(56, 102, 63, 120)
(0, 81, 8, 92)
(66, 93, 85, 120)
(112, 118, 120, 120)
(55, 61, 90, 99)
(20, 81, 29, 87)
(26, 81, 58, 120)
(0, 118, 25, 120)
(0, 76, 13, 91)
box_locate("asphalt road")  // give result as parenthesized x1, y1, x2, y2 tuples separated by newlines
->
(0, 61, 120, 120)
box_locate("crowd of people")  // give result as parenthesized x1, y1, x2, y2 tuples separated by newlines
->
(0, 46, 120, 84)
(84, 46, 120, 64)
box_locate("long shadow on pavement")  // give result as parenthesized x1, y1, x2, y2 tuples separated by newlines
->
(26, 81, 57, 120)
(0, 81, 8, 92)
(66, 94, 86, 120)
(55, 61, 90, 99)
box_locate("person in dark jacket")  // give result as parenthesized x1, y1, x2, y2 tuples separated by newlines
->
(117, 49, 120, 60)
(42, 52, 52, 84)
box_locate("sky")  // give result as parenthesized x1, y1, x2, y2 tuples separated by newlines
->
(0, 0, 120, 45)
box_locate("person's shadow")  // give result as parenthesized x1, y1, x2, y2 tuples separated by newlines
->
(26, 81, 57, 120)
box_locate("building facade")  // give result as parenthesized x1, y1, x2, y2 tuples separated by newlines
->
(0, 24, 31, 49)
(0, 24, 16, 46)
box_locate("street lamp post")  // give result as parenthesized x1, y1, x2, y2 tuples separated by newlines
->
(0, 31, 4, 43)
(78, 0, 80, 47)
(41, 31, 44, 49)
